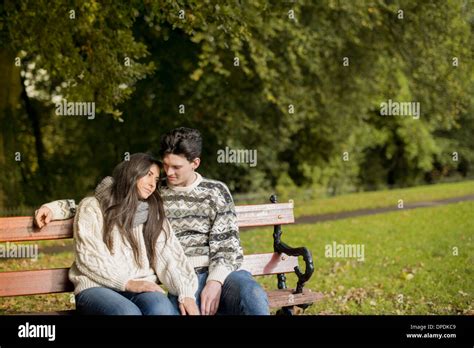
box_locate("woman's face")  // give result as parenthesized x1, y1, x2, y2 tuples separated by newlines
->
(136, 164, 160, 199)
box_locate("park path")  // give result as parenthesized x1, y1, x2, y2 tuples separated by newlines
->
(295, 194, 474, 225)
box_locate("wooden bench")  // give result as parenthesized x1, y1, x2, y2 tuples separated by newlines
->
(0, 195, 323, 315)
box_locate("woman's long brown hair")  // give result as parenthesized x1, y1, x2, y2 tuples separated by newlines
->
(99, 153, 166, 267)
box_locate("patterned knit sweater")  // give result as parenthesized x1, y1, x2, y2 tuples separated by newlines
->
(54, 197, 198, 302)
(160, 173, 243, 284)
(43, 173, 243, 285)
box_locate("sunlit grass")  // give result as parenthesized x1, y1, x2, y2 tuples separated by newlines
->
(242, 201, 473, 314)
(293, 180, 474, 217)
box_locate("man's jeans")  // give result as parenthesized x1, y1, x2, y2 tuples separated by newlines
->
(76, 287, 179, 315)
(168, 269, 270, 315)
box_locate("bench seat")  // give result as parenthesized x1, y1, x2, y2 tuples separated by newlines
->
(0, 196, 322, 314)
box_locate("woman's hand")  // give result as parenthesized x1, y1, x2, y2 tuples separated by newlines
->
(125, 280, 165, 293)
(179, 297, 200, 315)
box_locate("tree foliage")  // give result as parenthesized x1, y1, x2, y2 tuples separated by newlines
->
(0, 0, 472, 208)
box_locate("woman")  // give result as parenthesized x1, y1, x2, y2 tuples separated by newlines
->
(68, 153, 199, 315)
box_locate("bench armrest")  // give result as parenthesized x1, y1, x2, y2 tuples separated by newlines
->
(270, 195, 314, 294)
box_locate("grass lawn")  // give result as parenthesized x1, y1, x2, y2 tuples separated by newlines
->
(243, 201, 473, 315)
(293, 180, 474, 217)
(0, 239, 75, 314)
(0, 201, 472, 315)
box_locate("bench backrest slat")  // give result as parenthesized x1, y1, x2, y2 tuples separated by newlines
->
(240, 252, 298, 276)
(0, 217, 73, 242)
(235, 202, 294, 227)
(0, 203, 294, 242)
(0, 252, 297, 297)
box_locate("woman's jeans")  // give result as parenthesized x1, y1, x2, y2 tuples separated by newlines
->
(75, 287, 179, 315)
(168, 269, 270, 315)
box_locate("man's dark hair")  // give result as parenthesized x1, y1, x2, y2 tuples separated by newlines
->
(159, 127, 202, 161)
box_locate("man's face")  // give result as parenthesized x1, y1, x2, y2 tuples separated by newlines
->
(162, 153, 200, 187)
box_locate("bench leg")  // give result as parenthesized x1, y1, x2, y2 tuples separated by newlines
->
(276, 306, 294, 315)
(276, 303, 313, 315)
(271, 194, 317, 315)
(275, 273, 294, 315)
(277, 273, 287, 290)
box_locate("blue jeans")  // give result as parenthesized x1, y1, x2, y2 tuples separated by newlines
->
(76, 287, 179, 315)
(168, 270, 270, 315)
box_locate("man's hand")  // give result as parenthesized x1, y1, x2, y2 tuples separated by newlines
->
(34, 206, 53, 228)
(200, 280, 222, 315)
(179, 298, 200, 315)
(125, 280, 165, 293)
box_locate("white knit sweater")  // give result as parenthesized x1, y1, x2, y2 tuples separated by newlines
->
(44, 173, 243, 286)
(62, 197, 198, 303)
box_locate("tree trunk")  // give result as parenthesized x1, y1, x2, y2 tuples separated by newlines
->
(0, 49, 23, 208)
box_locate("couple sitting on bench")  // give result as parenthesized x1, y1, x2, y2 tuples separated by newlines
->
(34, 127, 269, 315)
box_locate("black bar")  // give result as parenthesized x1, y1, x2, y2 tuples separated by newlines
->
(0, 315, 472, 347)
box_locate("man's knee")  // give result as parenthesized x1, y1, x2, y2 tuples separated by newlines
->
(225, 270, 253, 285)
(224, 270, 270, 315)
(241, 280, 268, 303)
(241, 282, 269, 315)
(226, 270, 263, 293)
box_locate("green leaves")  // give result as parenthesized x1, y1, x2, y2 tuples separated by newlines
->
(0, 0, 472, 205)
(3, 0, 155, 116)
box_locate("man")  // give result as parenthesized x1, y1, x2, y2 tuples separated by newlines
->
(35, 127, 270, 315)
